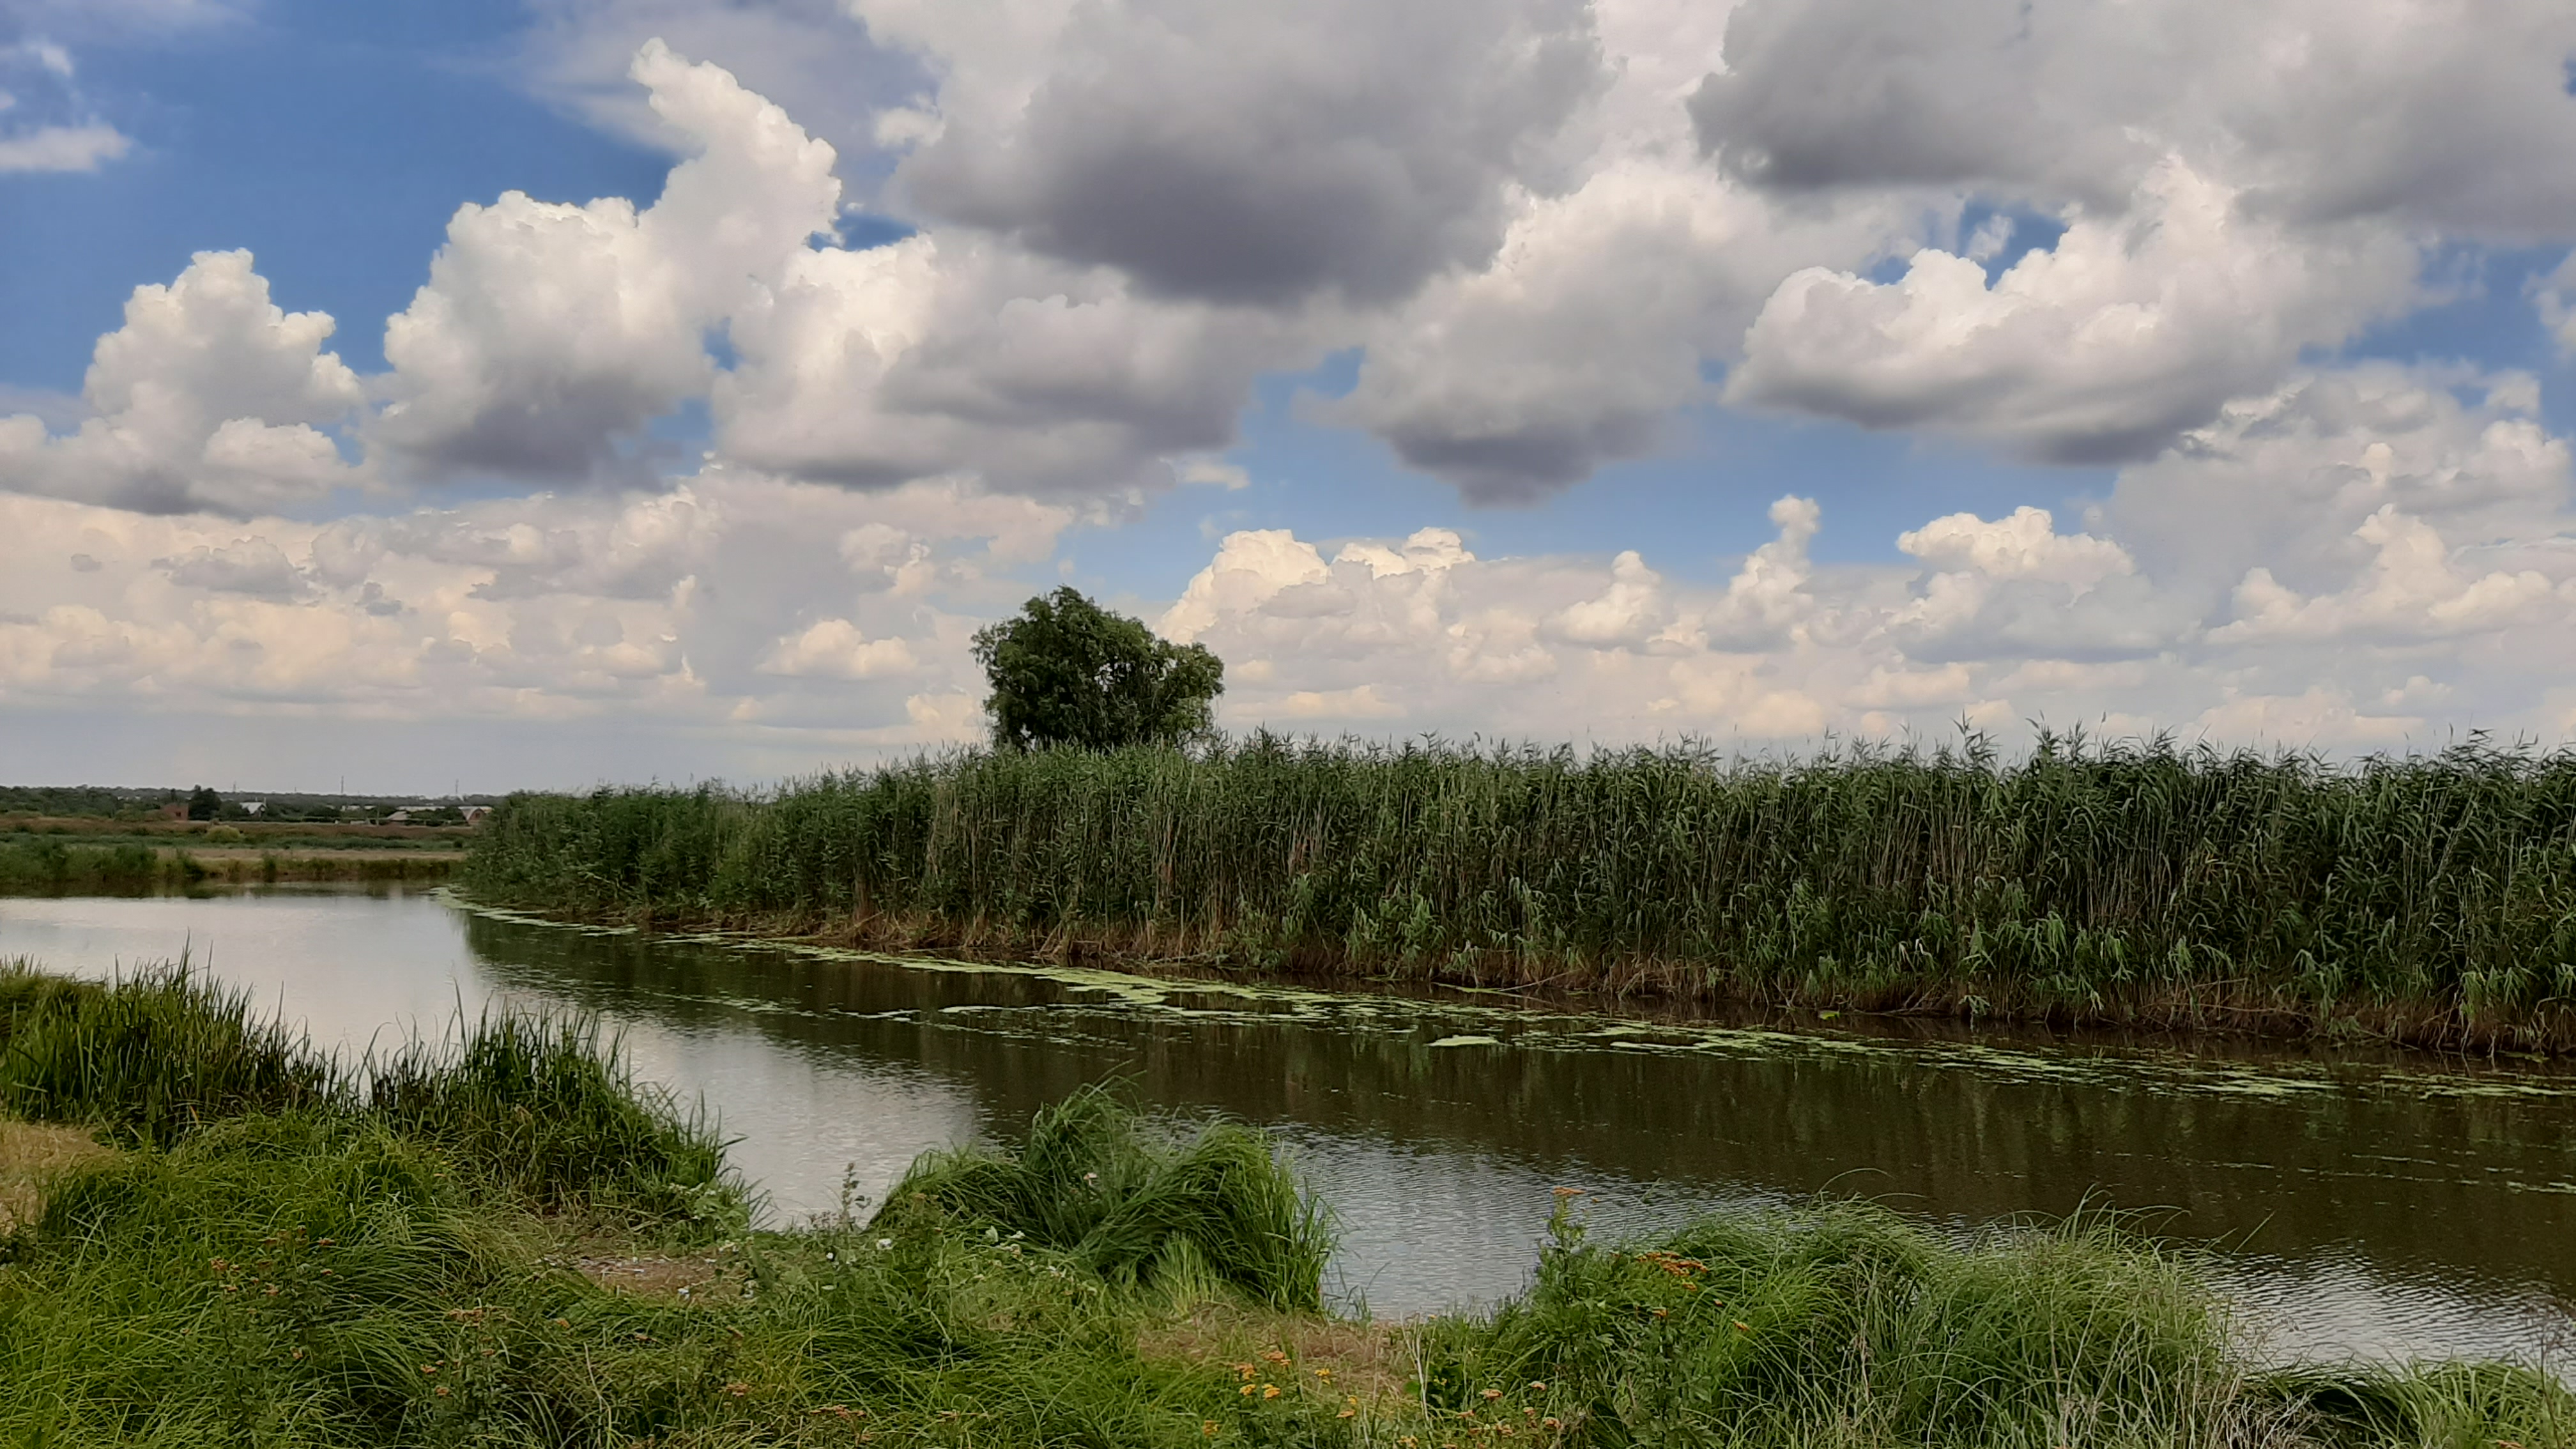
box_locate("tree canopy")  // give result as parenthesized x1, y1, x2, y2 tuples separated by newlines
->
(972, 587, 1223, 751)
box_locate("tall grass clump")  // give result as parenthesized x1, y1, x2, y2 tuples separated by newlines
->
(0, 963, 733, 1223)
(1414, 1199, 2573, 1448)
(464, 731, 2576, 1048)
(1425, 1200, 2253, 1446)
(0, 962, 336, 1146)
(878, 1085, 1332, 1311)
(365, 1011, 737, 1228)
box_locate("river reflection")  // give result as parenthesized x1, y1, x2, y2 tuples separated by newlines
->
(3, 885, 2570, 1368)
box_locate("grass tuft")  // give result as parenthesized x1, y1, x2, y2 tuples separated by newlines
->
(365, 1011, 740, 1230)
(0, 960, 735, 1225)
(0, 961, 336, 1147)
(878, 1085, 1334, 1312)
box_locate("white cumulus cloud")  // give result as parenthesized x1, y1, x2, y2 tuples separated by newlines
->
(374, 39, 842, 482)
(1729, 161, 2417, 461)
(0, 250, 365, 515)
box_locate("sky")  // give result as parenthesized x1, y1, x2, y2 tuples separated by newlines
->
(4, 0, 2576, 793)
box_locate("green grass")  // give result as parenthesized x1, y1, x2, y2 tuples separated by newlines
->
(0, 828, 470, 853)
(461, 732, 2576, 1050)
(0, 962, 337, 1146)
(0, 839, 180, 893)
(0, 962, 2566, 1448)
(0, 838, 459, 896)
(0, 961, 731, 1210)
(880, 1085, 1333, 1311)
(1420, 1197, 2572, 1448)
(365, 1011, 735, 1225)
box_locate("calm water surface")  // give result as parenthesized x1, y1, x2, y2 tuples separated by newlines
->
(4, 885, 2572, 1369)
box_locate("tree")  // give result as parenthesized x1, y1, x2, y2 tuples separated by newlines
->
(185, 786, 222, 821)
(972, 587, 1223, 751)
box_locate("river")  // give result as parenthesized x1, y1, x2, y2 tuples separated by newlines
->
(3, 884, 2570, 1370)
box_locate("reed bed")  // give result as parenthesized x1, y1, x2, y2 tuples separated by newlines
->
(0, 840, 181, 893)
(465, 733, 2576, 1050)
(0, 963, 2564, 1448)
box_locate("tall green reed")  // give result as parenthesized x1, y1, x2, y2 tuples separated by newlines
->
(464, 732, 2576, 1046)
(0, 840, 178, 893)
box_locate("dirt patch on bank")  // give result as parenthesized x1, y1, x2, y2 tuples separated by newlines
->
(0, 1119, 117, 1232)
(1141, 1305, 1422, 1405)
(558, 1245, 747, 1303)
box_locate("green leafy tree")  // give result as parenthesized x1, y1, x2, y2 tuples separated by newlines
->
(972, 587, 1223, 751)
(185, 786, 222, 822)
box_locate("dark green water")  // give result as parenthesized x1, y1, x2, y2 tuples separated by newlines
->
(3, 885, 2571, 1368)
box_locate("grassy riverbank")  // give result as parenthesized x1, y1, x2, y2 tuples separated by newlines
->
(464, 735, 2576, 1052)
(0, 838, 457, 891)
(1, 962, 2564, 1448)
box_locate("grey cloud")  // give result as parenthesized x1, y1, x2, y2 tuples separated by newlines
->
(1325, 157, 1903, 503)
(1370, 410, 1670, 505)
(2105, 365, 2575, 590)
(1688, 0, 2144, 206)
(378, 510, 700, 603)
(896, 0, 1606, 305)
(372, 43, 843, 488)
(1891, 576, 2198, 664)
(305, 519, 386, 588)
(1725, 167, 2419, 464)
(714, 236, 1319, 498)
(0, 386, 87, 431)
(514, 0, 926, 171)
(155, 537, 310, 599)
(1690, 0, 2576, 236)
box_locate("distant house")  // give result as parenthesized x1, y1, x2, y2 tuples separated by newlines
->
(462, 806, 492, 825)
(239, 801, 265, 815)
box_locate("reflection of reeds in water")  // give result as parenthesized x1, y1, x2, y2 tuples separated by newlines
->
(0, 960, 2566, 1448)
(465, 732, 2576, 1050)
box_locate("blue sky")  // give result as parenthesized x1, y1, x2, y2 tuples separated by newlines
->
(4, 0, 2576, 791)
